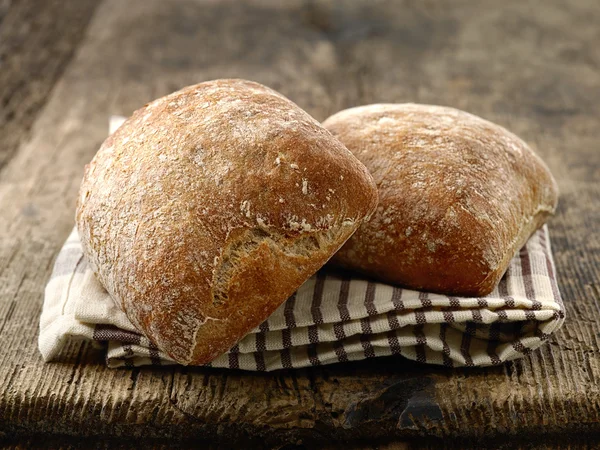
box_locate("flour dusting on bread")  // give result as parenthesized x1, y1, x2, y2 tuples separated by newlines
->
(324, 103, 558, 296)
(77, 79, 378, 365)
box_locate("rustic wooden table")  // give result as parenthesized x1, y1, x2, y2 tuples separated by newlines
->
(1, 0, 599, 448)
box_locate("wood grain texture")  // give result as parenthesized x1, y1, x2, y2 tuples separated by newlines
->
(0, 0, 98, 171)
(2, 436, 600, 450)
(0, 0, 599, 447)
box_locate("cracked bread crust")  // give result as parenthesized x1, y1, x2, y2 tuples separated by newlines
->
(76, 79, 378, 365)
(323, 103, 558, 296)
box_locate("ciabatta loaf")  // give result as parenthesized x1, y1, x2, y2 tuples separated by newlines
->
(77, 79, 378, 365)
(323, 104, 558, 296)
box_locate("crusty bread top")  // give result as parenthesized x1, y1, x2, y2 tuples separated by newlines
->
(324, 103, 558, 296)
(76, 79, 378, 364)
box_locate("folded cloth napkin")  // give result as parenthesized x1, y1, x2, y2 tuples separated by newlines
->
(38, 117, 566, 371)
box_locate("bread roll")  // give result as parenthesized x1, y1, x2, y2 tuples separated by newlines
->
(77, 79, 378, 365)
(323, 104, 558, 296)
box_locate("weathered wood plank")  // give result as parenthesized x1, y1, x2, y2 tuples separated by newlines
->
(0, 0, 99, 171)
(2, 436, 600, 450)
(0, 0, 599, 447)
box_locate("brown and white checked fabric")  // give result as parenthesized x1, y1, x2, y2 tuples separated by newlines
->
(38, 117, 566, 371)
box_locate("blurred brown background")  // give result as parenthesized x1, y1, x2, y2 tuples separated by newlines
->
(0, 0, 599, 448)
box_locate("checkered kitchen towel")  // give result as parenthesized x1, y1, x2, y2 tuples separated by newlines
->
(38, 117, 566, 371)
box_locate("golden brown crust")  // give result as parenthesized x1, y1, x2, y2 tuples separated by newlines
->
(323, 104, 558, 296)
(76, 79, 378, 365)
